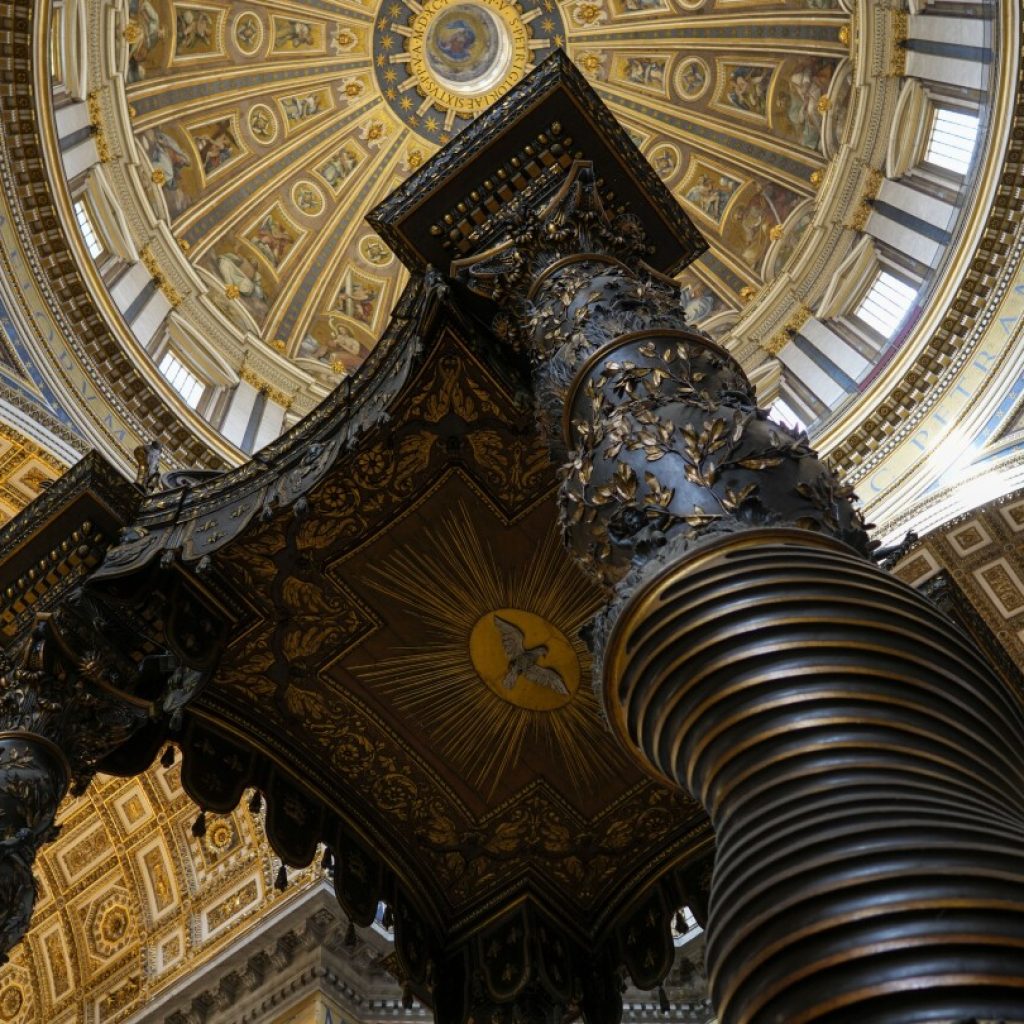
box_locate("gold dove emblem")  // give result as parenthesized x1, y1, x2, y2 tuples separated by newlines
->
(469, 608, 580, 711)
(493, 615, 569, 695)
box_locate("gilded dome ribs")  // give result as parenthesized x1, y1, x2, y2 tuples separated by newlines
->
(103, 0, 864, 418)
(267, 134, 405, 343)
(16, 0, 998, 515)
(177, 97, 379, 247)
(129, 60, 369, 128)
(597, 85, 821, 187)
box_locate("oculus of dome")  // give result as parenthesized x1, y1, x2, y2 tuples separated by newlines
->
(408, 0, 529, 111)
(424, 4, 514, 93)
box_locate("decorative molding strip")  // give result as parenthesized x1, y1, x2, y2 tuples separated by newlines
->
(762, 304, 812, 356)
(140, 246, 184, 308)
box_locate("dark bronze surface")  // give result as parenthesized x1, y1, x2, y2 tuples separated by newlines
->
(0, 459, 224, 962)
(454, 150, 1024, 1021)
(370, 51, 707, 278)
(607, 531, 1024, 1022)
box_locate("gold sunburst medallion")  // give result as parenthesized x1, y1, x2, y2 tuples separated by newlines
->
(350, 501, 626, 798)
(469, 608, 580, 711)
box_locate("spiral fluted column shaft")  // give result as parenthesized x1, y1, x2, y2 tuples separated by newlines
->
(457, 160, 1024, 1023)
(606, 530, 1024, 1023)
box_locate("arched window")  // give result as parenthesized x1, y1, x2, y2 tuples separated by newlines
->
(924, 107, 980, 176)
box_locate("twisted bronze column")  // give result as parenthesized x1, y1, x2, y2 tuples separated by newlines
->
(0, 589, 211, 962)
(458, 162, 1024, 1022)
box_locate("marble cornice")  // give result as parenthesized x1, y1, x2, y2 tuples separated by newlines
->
(129, 886, 714, 1024)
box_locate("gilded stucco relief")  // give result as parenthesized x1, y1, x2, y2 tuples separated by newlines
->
(0, 758, 320, 1024)
(105, 0, 857, 393)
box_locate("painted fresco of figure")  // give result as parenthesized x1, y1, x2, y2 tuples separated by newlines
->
(276, 19, 315, 48)
(194, 122, 239, 176)
(781, 58, 834, 150)
(139, 127, 192, 215)
(298, 317, 362, 365)
(436, 20, 476, 61)
(727, 66, 771, 117)
(216, 251, 269, 321)
(684, 174, 738, 221)
(249, 214, 295, 268)
(680, 282, 717, 323)
(126, 0, 165, 81)
(175, 9, 213, 50)
(282, 93, 322, 123)
(624, 57, 664, 87)
(320, 147, 360, 190)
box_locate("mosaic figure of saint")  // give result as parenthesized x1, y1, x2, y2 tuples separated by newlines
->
(298, 317, 362, 365)
(782, 58, 834, 150)
(276, 19, 315, 48)
(680, 282, 716, 324)
(282, 94, 322, 123)
(652, 148, 677, 180)
(294, 186, 322, 214)
(624, 57, 664, 86)
(250, 214, 295, 268)
(126, 0, 164, 82)
(320, 148, 359, 189)
(216, 251, 269, 320)
(685, 174, 737, 221)
(140, 127, 191, 215)
(195, 122, 239, 175)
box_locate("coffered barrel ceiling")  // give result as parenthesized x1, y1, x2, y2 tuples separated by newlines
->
(0, 759, 322, 1024)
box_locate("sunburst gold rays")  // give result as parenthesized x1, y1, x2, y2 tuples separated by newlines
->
(349, 504, 629, 799)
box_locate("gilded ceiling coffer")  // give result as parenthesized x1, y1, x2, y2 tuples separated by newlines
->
(0, 456, 224, 964)
(450, 159, 1024, 1020)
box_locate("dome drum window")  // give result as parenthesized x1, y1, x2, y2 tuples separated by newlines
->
(73, 198, 103, 259)
(852, 269, 918, 341)
(924, 107, 980, 176)
(158, 350, 206, 410)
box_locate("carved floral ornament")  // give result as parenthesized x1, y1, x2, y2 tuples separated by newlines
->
(0, 580, 220, 965)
